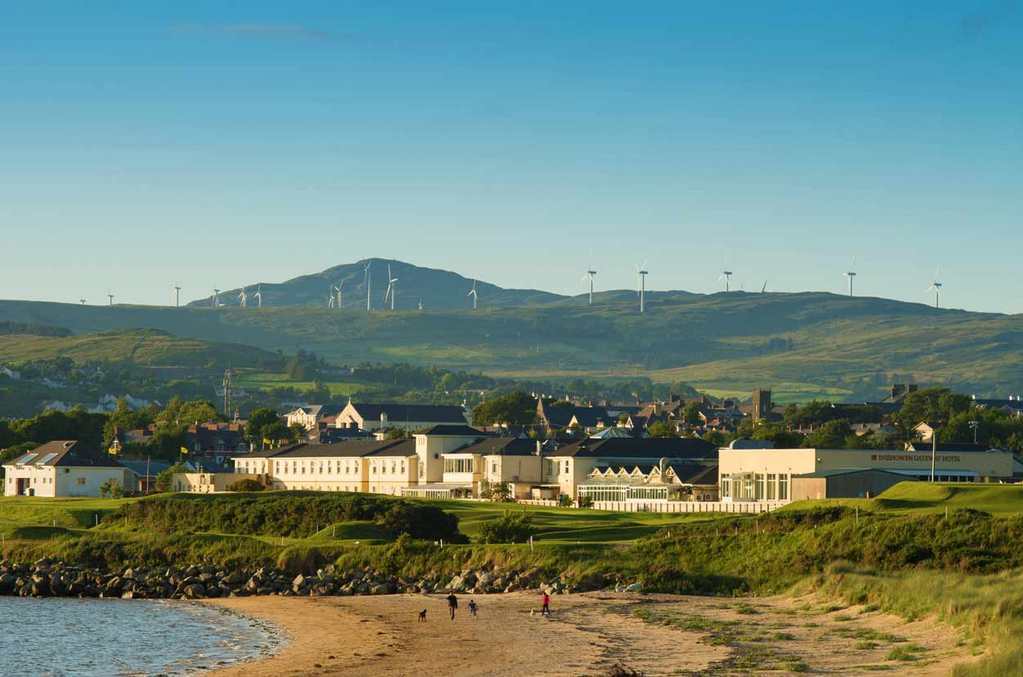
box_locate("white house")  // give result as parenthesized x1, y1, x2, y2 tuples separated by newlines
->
(336, 402, 468, 432)
(3, 440, 131, 497)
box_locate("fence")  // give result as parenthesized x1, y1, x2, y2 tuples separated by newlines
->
(516, 498, 559, 507)
(589, 500, 788, 514)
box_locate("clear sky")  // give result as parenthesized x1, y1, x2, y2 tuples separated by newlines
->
(2, 1, 1021, 312)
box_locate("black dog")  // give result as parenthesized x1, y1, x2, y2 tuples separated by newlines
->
(418, 609, 427, 622)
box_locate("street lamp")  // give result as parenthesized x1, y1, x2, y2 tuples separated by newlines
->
(969, 420, 979, 445)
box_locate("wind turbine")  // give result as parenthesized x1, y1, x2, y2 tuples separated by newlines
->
(253, 284, 263, 308)
(107, 292, 114, 306)
(79, 298, 87, 305)
(467, 279, 479, 311)
(327, 283, 335, 309)
(636, 263, 648, 313)
(212, 289, 220, 308)
(719, 270, 733, 292)
(173, 284, 181, 308)
(238, 287, 248, 308)
(844, 257, 857, 296)
(417, 298, 423, 311)
(384, 265, 398, 311)
(364, 262, 372, 312)
(761, 280, 768, 294)
(582, 267, 597, 305)
(333, 280, 344, 310)
(927, 267, 944, 309)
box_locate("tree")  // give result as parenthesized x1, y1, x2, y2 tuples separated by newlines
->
(750, 422, 804, 448)
(472, 391, 537, 427)
(102, 398, 155, 444)
(99, 478, 124, 498)
(155, 463, 189, 492)
(895, 388, 971, 433)
(646, 422, 677, 438)
(227, 478, 265, 492)
(802, 419, 852, 448)
(683, 402, 703, 427)
(245, 408, 281, 449)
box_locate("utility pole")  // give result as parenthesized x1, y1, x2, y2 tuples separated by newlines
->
(222, 368, 233, 417)
(930, 425, 937, 482)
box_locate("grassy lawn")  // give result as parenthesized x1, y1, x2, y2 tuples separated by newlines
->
(0, 495, 132, 534)
(783, 482, 1023, 516)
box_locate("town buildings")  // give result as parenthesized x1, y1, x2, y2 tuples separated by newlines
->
(335, 402, 468, 432)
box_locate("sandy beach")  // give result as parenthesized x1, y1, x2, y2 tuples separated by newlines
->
(203, 591, 977, 676)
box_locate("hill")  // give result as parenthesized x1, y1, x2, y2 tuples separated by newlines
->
(3, 285, 1023, 400)
(188, 258, 566, 310)
(0, 329, 283, 370)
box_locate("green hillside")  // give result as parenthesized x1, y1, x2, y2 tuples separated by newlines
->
(0, 328, 282, 370)
(2, 289, 1022, 400)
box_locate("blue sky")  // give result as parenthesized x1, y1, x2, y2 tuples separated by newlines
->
(2, 1, 1021, 312)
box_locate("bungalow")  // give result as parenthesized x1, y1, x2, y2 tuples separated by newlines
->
(335, 402, 468, 432)
(3, 441, 131, 497)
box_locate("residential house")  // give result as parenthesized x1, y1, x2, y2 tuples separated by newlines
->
(536, 399, 611, 433)
(578, 462, 719, 503)
(336, 402, 468, 432)
(3, 441, 131, 497)
(286, 405, 343, 432)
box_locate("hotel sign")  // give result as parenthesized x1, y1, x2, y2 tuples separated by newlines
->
(870, 453, 962, 463)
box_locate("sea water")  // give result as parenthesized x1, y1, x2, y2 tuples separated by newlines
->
(0, 596, 278, 676)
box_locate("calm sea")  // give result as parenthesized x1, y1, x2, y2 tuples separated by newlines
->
(0, 597, 278, 676)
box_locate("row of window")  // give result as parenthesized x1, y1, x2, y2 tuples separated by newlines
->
(719, 473, 789, 501)
(262, 459, 408, 476)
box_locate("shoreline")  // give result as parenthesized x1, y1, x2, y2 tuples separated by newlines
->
(201, 591, 977, 676)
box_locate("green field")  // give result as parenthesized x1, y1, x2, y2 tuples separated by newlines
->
(784, 482, 1023, 516)
(4, 288, 1023, 399)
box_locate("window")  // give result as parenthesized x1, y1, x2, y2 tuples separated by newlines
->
(491, 461, 497, 475)
(778, 474, 789, 500)
(443, 458, 474, 473)
(766, 474, 776, 500)
(76, 478, 86, 485)
(563, 461, 570, 474)
(755, 474, 766, 500)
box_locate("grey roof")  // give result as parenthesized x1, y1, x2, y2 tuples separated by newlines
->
(905, 442, 999, 453)
(118, 459, 175, 476)
(459, 437, 538, 457)
(349, 403, 467, 424)
(7, 440, 123, 469)
(419, 424, 488, 437)
(270, 439, 415, 459)
(795, 467, 907, 479)
(552, 437, 717, 459)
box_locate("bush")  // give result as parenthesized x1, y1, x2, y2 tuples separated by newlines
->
(99, 479, 124, 498)
(226, 478, 265, 492)
(477, 511, 537, 544)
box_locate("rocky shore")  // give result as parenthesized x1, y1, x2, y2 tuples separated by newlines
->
(0, 558, 629, 600)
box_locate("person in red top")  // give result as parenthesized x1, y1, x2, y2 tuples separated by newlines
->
(541, 591, 551, 617)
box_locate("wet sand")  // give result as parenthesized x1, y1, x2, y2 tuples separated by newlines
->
(204, 592, 977, 676)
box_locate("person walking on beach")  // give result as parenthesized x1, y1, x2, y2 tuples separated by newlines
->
(446, 592, 459, 620)
(541, 590, 551, 617)
(468, 599, 478, 618)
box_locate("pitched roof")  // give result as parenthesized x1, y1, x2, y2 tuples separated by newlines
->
(551, 437, 717, 459)
(349, 403, 467, 424)
(270, 439, 415, 459)
(905, 442, 998, 453)
(459, 437, 538, 457)
(7, 440, 123, 468)
(418, 424, 488, 437)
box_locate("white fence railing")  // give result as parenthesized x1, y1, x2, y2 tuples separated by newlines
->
(517, 499, 559, 507)
(589, 500, 789, 514)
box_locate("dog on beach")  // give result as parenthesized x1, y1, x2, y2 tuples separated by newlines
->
(418, 609, 427, 622)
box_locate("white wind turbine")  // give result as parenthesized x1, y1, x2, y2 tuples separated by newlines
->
(107, 292, 114, 306)
(79, 298, 87, 305)
(718, 269, 733, 292)
(212, 289, 220, 308)
(333, 280, 344, 310)
(844, 257, 857, 296)
(636, 262, 649, 313)
(238, 287, 248, 308)
(761, 280, 768, 294)
(364, 262, 372, 312)
(582, 266, 597, 305)
(384, 265, 398, 311)
(467, 279, 479, 311)
(327, 283, 336, 309)
(927, 267, 944, 309)
(253, 285, 263, 308)
(173, 284, 181, 308)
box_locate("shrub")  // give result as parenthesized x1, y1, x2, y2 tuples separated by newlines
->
(226, 478, 265, 492)
(99, 479, 124, 498)
(477, 510, 537, 544)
